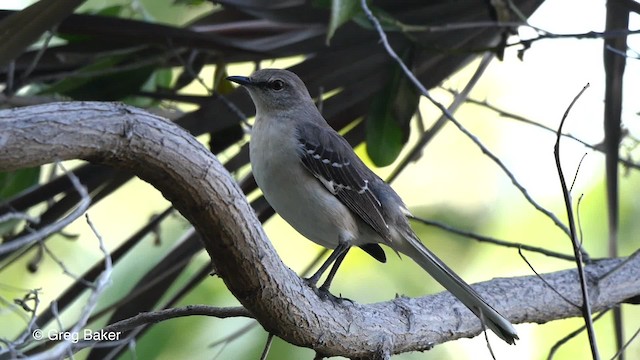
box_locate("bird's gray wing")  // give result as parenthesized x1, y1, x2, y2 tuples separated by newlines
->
(296, 122, 391, 242)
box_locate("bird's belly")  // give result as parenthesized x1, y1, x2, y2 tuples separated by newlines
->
(252, 152, 356, 249)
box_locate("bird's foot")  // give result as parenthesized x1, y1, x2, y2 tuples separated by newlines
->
(303, 278, 353, 304)
(317, 287, 353, 304)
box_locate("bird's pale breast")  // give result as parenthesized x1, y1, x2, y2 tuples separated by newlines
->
(250, 116, 358, 249)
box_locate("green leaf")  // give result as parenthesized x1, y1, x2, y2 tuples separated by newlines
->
(40, 54, 156, 101)
(93, 5, 126, 17)
(0, 168, 40, 201)
(40, 56, 121, 95)
(365, 53, 420, 166)
(326, 0, 360, 45)
(154, 68, 174, 89)
(173, 0, 207, 5)
(0, 0, 87, 68)
(214, 65, 235, 95)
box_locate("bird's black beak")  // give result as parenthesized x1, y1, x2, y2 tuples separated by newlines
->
(226, 75, 253, 86)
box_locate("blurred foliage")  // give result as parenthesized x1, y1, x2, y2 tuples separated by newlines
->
(1, 0, 639, 359)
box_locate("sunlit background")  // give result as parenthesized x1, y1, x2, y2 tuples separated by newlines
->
(1, 0, 639, 359)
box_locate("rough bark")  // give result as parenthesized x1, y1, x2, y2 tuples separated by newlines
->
(0, 102, 638, 358)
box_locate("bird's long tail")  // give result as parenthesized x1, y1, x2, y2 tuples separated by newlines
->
(396, 234, 518, 344)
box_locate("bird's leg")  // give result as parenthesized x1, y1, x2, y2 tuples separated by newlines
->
(305, 242, 351, 290)
(319, 248, 349, 292)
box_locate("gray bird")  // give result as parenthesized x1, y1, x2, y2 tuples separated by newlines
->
(227, 69, 518, 344)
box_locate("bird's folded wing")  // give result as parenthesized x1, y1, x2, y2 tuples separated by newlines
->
(296, 123, 391, 242)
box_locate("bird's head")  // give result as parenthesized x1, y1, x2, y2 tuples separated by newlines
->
(227, 69, 314, 116)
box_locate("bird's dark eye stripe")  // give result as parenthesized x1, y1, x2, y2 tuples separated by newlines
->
(254, 81, 270, 88)
(254, 79, 285, 90)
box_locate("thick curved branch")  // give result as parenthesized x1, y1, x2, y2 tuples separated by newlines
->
(0, 102, 638, 358)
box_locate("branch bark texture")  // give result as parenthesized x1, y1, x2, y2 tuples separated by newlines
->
(0, 102, 638, 358)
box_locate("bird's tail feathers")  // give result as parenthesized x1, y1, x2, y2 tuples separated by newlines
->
(396, 233, 518, 344)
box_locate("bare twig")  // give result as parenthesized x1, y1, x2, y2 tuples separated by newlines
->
(546, 310, 609, 360)
(599, 249, 640, 283)
(553, 83, 599, 360)
(360, 0, 572, 238)
(387, 52, 494, 183)
(570, 153, 589, 192)
(440, 89, 640, 171)
(22, 213, 113, 360)
(409, 215, 575, 261)
(577, 194, 586, 247)
(172, 48, 250, 128)
(481, 29, 640, 57)
(0, 210, 39, 224)
(259, 333, 274, 360)
(172, 43, 212, 94)
(41, 243, 94, 287)
(0, 163, 90, 255)
(209, 322, 257, 348)
(0, 289, 40, 357)
(87, 247, 195, 322)
(610, 325, 640, 360)
(99, 305, 251, 334)
(479, 310, 497, 360)
(18, 27, 56, 87)
(605, 44, 640, 59)
(518, 247, 579, 307)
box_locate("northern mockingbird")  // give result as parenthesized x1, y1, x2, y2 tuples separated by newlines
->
(227, 69, 518, 344)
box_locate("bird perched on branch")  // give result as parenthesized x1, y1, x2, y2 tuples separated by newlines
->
(227, 69, 518, 344)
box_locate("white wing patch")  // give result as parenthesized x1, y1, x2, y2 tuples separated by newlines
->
(317, 176, 352, 195)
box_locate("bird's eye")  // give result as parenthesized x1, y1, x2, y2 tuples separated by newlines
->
(269, 79, 285, 91)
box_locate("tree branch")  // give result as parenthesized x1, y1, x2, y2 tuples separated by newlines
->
(0, 102, 638, 358)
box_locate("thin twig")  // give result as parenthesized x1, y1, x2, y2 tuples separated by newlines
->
(479, 310, 496, 360)
(599, 248, 640, 283)
(19, 28, 56, 86)
(0, 289, 40, 357)
(476, 29, 640, 57)
(0, 211, 39, 224)
(360, 0, 572, 238)
(26, 213, 113, 360)
(610, 325, 640, 360)
(208, 322, 257, 348)
(174, 48, 251, 129)
(518, 247, 579, 307)
(605, 44, 638, 59)
(387, 52, 494, 183)
(570, 153, 589, 192)
(41, 243, 94, 287)
(93, 259, 232, 357)
(553, 83, 599, 360)
(259, 333, 275, 360)
(172, 43, 212, 94)
(87, 247, 195, 322)
(577, 194, 585, 247)
(441, 89, 640, 171)
(546, 310, 609, 360)
(100, 305, 252, 334)
(409, 215, 576, 261)
(0, 163, 91, 255)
